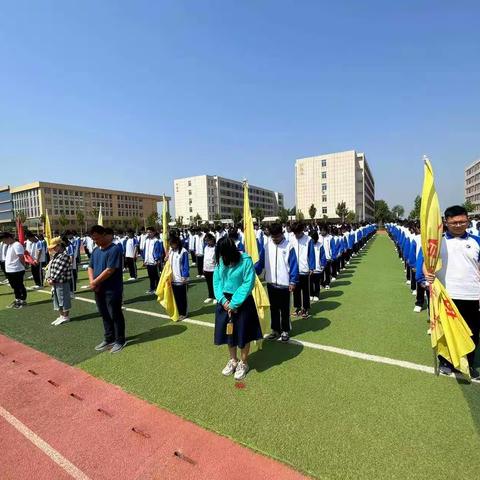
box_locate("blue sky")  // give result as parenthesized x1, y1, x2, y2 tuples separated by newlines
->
(1, 0, 479, 215)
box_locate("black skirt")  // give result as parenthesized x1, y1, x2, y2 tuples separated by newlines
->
(214, 294, 263, 348)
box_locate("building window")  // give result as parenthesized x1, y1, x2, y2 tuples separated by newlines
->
(321, 172, 327, 179)
(322, 207, 327, 214)
(322, 184, 327, 192)
(321, 159, 327, 167)
(322, 195, 327, 202)
(188, 190, 192, 195)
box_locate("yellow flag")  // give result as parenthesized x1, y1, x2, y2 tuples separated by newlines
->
(44, 209, 52, 247)
(156, 259, 179, 321)
(98, 206, 103, 226)
(420, 156, 475, 376)
(243, 182, 270, 335)
(162, 195, 169, 254)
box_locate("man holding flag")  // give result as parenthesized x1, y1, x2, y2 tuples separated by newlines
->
(423, 204, 480, 378)
(420, 157, 477, 378)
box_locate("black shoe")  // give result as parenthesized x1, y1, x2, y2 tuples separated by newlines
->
(266, 331, 279, 340)
(280, 331, 290, 342)
(439, 363, 452, 376)
(470, 368, 480, 379)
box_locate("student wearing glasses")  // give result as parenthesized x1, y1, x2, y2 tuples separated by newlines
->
(423, 205, 480, 378)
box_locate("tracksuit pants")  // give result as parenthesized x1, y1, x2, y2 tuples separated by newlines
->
(267, 284, 291, 333)
(293, 274, 311, 312)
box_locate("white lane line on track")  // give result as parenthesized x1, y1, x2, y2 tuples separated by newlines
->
(37, 290, 475, 381)
(0, 405, 91, 480)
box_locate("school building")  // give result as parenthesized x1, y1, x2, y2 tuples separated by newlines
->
(174, 175, 284, 224)
(465, 159, 480, 215)
(8, 181, 169, 231)
(295, 150, 375, 222)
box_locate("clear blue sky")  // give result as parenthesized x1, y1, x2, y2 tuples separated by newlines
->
(1, 0, 479, 215)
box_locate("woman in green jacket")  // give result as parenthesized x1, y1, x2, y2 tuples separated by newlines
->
(213, 237, 262, 380)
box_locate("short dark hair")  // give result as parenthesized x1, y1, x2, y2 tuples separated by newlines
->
(168, 234, 181, 248)
(205, 233, 216, 243)
(269, 222, 283, 236)
(292, 222, 305, 234)
(310, 230, 319, 243)
(104, 227, 114, 235)
(90, 225, 105, 235)
(444, 205, 468, 219)
(215, 237, 241, 266)
(146, 226, 156, 232)
(1, 232, 13, 239)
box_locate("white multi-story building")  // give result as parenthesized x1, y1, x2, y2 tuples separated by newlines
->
(174, 175, 284, 224)
(295, 150, 375, 221)
(465, 159, 480, 215)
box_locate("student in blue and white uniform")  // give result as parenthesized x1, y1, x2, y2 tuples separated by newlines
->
(320, 226, 333, 290)
(255, 222, 299, 342)
(292, 222, 315, 318)
(168, 234, 189, 320)
(124, 230, 139, 281)
(26, 232, 43, 289)
(66, 232, 78, 296)
(310, 230, 327, 303)
(143, 227, 164, 294)
(188, 229, 197, 266)
(202, 233, 217, 303)
(423, 205, 480, 378)
(194, 229, 206, 278)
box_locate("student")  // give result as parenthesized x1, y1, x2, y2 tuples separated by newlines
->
(188, 229, 197, 266)
(0, 236, 7, 283)
(194, 229, 206, 278)
(229, 230, 245, 252)
(255, 222, 298, 342)
(143, 226, 164, 294)
(423, 205, 480, 378)
(203, 233, 217, 303)
(66, 232, 78, 297)
(320, 226, 333, 290)
(213, 237, 262, 380)
(310, 230, 327, 303)
(46, 237, 73, 326)
(89, 225, 126, 354)
(168, 234, 190, 321)
(124, 230, 139, 281)
(26, 232, 43, 289)
(3, 232, 27, 309)
(292, 222, 315, 318)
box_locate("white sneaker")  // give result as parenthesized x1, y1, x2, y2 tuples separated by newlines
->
(331, 277, 336, 282)
(27, 275, 33, 280)
(196, 275, 202, 278)
(81, 285, 89, 289)
(213, 299, 217, 304)
(222, 359, 238, 376)
(55, 316, 70, 326)
(127, 277, 136, 282)
(413, 306, 422, 313)
(234, 361, 249, 380)
(427, 328, 432, 335)
(51, 316, 63, 325)
(406, 280, 411, 285)
(313, 296, 319, 302)
(309, 296, 314, 302)
(204, 298, 213, 304)
(412, 290, 417, 295)
(325, 285, 330, 290)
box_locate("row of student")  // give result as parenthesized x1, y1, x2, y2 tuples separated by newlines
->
(386, 205, 480, 379)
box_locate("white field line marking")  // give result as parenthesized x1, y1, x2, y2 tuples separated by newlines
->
(37, 291, 479, 383)
(0, 405, 91, 480)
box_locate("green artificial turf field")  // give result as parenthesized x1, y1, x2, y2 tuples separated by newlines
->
(1, 234, 480, 480)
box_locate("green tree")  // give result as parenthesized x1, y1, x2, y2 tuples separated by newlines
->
(309, 204, 317, 220)
(132, 216, 141, 231)
(193, 213, 202, 224)
(408, 195, 421, 220)
(176, 216, 184, 227)
(289, 206, 296, 216)
(16, 210, 27, 224)
(232, 208, 242, 225)
(252, 207, 264, 223)
(391, 205, 405, 220)
(463, 200, 476, 213)
(375, 200, 393, 224)
(296, 209, 305, 221)
(146, 212, 158, 228)
(336, 201, 349, 222)
(58, 213, 69, 230)
(277, 207, 289, 224)
(346, 210, 356, 223)
(213, 213, 222, 225)
(76, 211, 85, 234)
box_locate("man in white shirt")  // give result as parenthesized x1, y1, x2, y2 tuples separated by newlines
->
(424, 205, 480, 378)
(2, 232, 27, 309)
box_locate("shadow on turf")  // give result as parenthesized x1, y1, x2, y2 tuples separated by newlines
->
(249, 338, 304, 373)
(126, 324, 187, 346)
(291, 316, 331, 337)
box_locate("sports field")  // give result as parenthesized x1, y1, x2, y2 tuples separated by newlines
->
(1, 233, 480, 480)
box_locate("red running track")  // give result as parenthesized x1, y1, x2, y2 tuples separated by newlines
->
(0, 335, 309, 480)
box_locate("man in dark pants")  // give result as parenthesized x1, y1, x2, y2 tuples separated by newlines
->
(88, 225, 126, 354)
(2, 232, 27, 309)
(424, 205, 480, 378)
